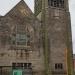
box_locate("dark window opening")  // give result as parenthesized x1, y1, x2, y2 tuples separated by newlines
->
(55, 63, 63, 69)
(55, 64, 57, 69)
(24, 63, 27, 69)
(48, 0, 64, 8)
(12, 63, 32, 69)
(28, 63, 32, 69)
(24, 63, 32, 69)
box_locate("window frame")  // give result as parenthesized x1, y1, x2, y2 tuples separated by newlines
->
(55, 63, 63, 70)
(48, 0, 64, 8)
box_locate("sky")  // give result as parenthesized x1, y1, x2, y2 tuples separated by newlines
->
(0, 0, 75, 53)
(0, 0, 34, 14)
(69, 0, 75, 54)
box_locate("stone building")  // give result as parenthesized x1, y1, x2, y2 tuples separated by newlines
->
(0, 0, 74, 75)
(35, 0, 74, 75)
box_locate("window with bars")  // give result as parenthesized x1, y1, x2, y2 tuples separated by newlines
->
(48, 0, 64, 8)
(12, 63, 32, 69)
(55, 63, 63, 69)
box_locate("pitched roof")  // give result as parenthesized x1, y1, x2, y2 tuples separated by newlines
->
(5, 0, 34, 18)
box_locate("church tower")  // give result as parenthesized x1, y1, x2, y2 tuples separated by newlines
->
(35, 0, 74, 75)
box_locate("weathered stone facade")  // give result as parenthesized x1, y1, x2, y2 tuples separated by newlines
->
(0, 0, 74, 75)
(0, 0, 44, 75)
(35, 0, 74, 75)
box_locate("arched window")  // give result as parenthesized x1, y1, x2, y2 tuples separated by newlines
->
(48, 0, 64, 8)
(11, 25, 33, 47)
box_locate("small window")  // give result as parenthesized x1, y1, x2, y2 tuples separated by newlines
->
(24, 63, 32, 69)
(55, 63, 63, 69)
(24, 63, 27, 69)
(55, 64, 58, 69)
(48, 0, 64, 8)
(28, 63, 32, 69)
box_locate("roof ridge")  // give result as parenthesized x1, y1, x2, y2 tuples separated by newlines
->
(4, 0, 33, 16)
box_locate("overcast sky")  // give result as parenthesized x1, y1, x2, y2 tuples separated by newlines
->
(69, 0, 75, 54)
(0, 0, 75, 53)
(0, 0, 34, 15)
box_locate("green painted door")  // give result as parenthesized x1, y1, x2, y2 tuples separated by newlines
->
(13, 70, 22, 75)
